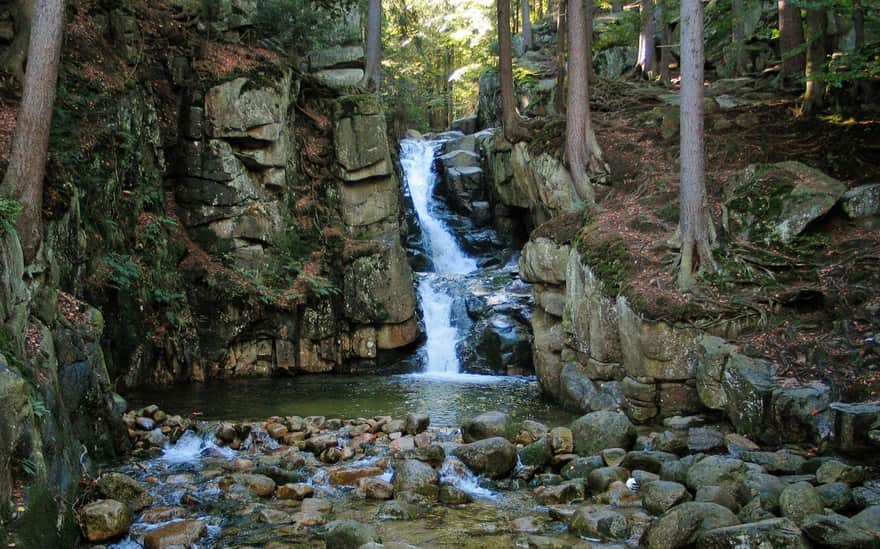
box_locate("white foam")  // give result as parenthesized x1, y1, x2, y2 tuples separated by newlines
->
(160, 431, 235, 464)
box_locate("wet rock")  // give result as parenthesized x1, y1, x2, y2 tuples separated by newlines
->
(601, 448, 627, 467)
(519, 437, 552, 468)
(302, 497, 333, 514)
(801, 513, 880, 548)
(548, 427, 573, 454)
(139, 506, 187, 524)
(266, 422, 288, 440)
(453, 437, 517, 479)
(588, 467, 629, 493)
(641, 480, 692, 515)
(293, 510, 327, 526)
(228, 473, 276, 496)
(392, 459, 439, 498)
(653, 430, 690, 455)
(661, 454, 703, 484)
(329, 466, 384, 485)
(741, 450, 807, 474)
(696, 518, 809, 548)
(382, 419, 406, 434)
(325, 520, 378, 549)
(739, 472, 786, 514)
(80, 499, 132, 542)
(852, 506, 880, 536)
(685, 456, 748, 492)
(511, 516, 542, 533)
(854, 481, 880, 508)
(216, 422, 237, 443)
(816, 460, 866, 486)
(534, 480, 585, 504)
(259, 508, 293, 524)
(561, 456, 605, 480)
(841, 183, 880, 219)
(567, 505, 630, 540)
(306, 433, 340, 454)
(461, 411, 513, 442)
(725, 433, 761, 453)
(143, 519, 207, 549)
(277, 483, 313, 500)
(439, 484, 473, 504)
(135, 417, 156, 430)
(696, 485, 741, 513)
(407, 444, 446, 467)
(688, 427, 727, 453)
(378, 499, 423, 520)
(570, 411, 635, 456)
(96, 473, 152, 512)
(520, 420, 549, 441)
(621, 451, 678, 474)
(360, 477, 394, 500)
(404, 413, 430, 435)
(780, 481, 824, 525)
(390, 435, 415, 452)
(642, 502, 740, 548)
(818, 482, 854, 512)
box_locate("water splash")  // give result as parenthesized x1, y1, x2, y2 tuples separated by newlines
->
(160, 431, 235, 464)
(439, 458, 498, 501)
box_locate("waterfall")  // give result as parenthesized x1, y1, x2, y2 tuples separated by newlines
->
(400, 139, 475, 375)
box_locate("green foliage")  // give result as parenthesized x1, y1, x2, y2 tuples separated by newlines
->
(0, 197, 21, 235)
(31, 398, 49, 418)
(103, 253, 142, 290)
(18, 458, 36, 477)
(253, 0, 357, 54)
(513, 65, 540, 87)
(266, 227, 312, 287)
(594, 10, 641, 51)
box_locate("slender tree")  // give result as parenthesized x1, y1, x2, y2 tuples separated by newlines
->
(0, 0, 65, 263)
(853, 0, 864, 51)
(498, 0, 530, 141)
(362, 0, 382, 90)
(554, 0, 566, 114)
(636, 0, 655, 77)
(677, 0, 713, 288)
(801, 6, 827, 115)
(522, 0, 533, 50)
(657, 0, 674, 83)
(731, 0, 749, 74)
(777, 0, 805, 79)
(565, 0, 606, 203)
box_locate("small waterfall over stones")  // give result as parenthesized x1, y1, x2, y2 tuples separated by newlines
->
(400, 139, 476, 376)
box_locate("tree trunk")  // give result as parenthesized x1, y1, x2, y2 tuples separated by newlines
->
(0, 0, 32, 82)
(445, 46, 453, 127)
(522, 0, 533, 50)
(362, 0, 382, 90)
(0, 0, 64, 264)
(536, 0, 543, 20)
(658, 0, 673, 84)
(566, 0, 596, 203)
(498, 0, 530, 141)
(612, 2, 622, 13)
(853, 0, 864, 51)
(731, 0, 749, 74)
(802, 7, 827, 115)
(555, 0, 566, 114)
(636, 0, 654, 77)
(677, 0, 713, 289)
(778, 0, 805, 79)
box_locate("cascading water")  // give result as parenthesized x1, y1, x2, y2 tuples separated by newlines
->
(400, 139, 476, 375)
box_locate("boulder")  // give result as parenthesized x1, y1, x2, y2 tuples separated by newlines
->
(79, 499, 132, 542)
(817, 482, 854, 512)
(570, 411, 636, 456)
(95, 473, 152, 512)
(642, 502, 740, 548)
(841, 183, 880, 219)
(392, 459, 439, 498)
(641, 480, 693, 515)
(519, 437, 552, 468)
(309, 45, 364, 71)
(685, 457, 749, 492)
(324, 520, 378, 549)
(723, 161, 847, 243)
(404, 413, 430, 435)
(143, 519, 207, 549)
(800, 513, 880, 548)
(315, 68, 365, 89)
(779, 481, 824, 525)
(567, 505, 630, 539)
(697, 518, 809, 548)
(461, 411, 513, 442)
(453, 437, 518, 479)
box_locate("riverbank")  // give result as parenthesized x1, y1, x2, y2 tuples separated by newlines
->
(76, 404, 880, 548)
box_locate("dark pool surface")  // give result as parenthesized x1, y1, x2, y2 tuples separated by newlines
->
(123, 373, 579, 428)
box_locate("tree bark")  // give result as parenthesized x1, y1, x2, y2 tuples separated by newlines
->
(498, 0, 530, 141)
(657, 0, 673, 84)
(801, 6, 827, 115)
(731, 0, 749, 74)
(677, 0, 713, 289)
(777, 0, 805, 79)
(522, 0, 533, 50)
(362, 0, 382, 90)
(0, 0, 64, 264)
(636, 0, 654, 77)
(853, 0, 864, 51)
(555, 0, 566, 114)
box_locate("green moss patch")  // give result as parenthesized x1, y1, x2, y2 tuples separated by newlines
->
(575, 226, 632, 296)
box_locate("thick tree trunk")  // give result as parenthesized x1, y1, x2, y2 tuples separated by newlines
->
(522, 0, 533, 50)
(802, 7, 827, 115)
(636, 0, 654, 77)
(731, 0, 749, 74)
(778, 0, 805, 79)
(555, 0, 566, 114)
(362, 0, 382, 90)
(566, 0, 597, 203)
(677, 0, 713, 289)
(658, 0, 673, 84)
(0, 0, 64, 264)
(498, 0, 530, 141)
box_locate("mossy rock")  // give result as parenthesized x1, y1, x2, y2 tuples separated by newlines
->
(575, 226, 631, 296)
(723, 161, 846, 244)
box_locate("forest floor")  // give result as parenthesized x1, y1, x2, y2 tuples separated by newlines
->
(579, 75, 880, 401)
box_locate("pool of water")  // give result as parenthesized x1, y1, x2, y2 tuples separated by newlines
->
(124, 373, 579, 428)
